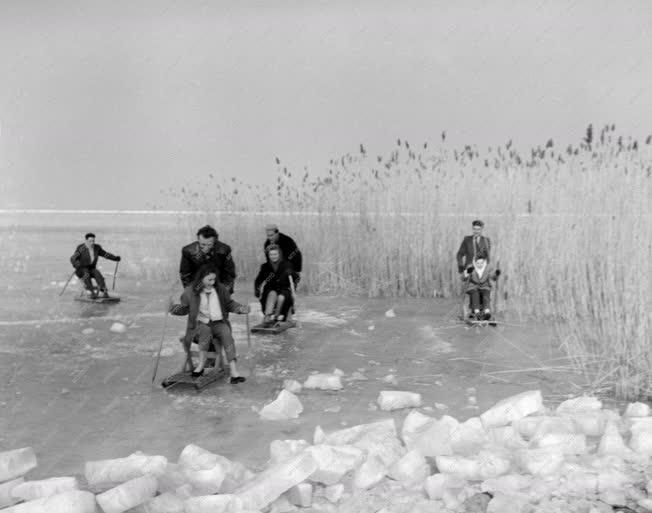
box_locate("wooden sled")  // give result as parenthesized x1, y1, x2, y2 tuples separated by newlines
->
(75, 285, 120, 304)
(161, 367, 225, 391)
(251, 319, 296, 334)
(75, 295, 120, 304)
(161, 338, 226, 391)
(464, 317, 497, 328)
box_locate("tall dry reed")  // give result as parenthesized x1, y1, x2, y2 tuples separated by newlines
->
(167, 125, 651, 398)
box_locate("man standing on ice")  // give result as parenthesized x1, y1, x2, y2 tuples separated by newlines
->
(70, 233, 121, 299)
(456, 219, 491, 273)
(264, 223, 302, 286)
(180, 225, 236, 292)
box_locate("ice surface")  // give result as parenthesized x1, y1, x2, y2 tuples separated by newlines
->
(480, 390, 544, 428)
(259, 390, 303, 420)
(303, 374, 343, 391)
(95, 475, 158, 513)
(10, 476, 78, 501)
(85, 452, 167, 486)
(319, 484, 344, 504)
(377, 391, 422, 411)
(0, 447, 37, 482)
(1, 490, 96, 513)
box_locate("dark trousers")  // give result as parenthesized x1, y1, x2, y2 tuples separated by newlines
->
(468, 289, 491, 311)
(76, 267, 107, 291)
(196, 320, 236, 362)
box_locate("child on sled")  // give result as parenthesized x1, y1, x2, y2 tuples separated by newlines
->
(463, 254, 501, 321)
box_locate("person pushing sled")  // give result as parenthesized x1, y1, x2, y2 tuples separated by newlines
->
(70, 233, 121, 300)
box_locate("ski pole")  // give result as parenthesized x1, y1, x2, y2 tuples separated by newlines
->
(112, 261, 119, 291)
(59, 271, 76, 296)
(152, 309, 170, 384)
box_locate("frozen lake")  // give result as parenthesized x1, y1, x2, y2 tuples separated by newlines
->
(1, 214, 583, 478)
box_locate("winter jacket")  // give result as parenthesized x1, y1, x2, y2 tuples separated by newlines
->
(264, 233, 302, 273)
(179, 240, 236, 290)
(70, 243, 118, 270)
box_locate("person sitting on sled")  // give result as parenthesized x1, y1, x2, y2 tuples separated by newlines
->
(254, 244, 295, 327)
(70, 233, 121, 299)
(463, 254, 501, 321)
(263, 223, 302, 286)
(169, 265, 250, 383)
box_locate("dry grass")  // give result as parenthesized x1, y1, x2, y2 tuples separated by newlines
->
(166, 125, 651, 398)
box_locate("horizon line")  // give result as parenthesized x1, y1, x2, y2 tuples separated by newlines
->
(0, 209, 644, 217)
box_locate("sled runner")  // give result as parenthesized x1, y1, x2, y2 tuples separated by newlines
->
(75, 295, 120, 304)
(464, 317, 497, 328)
(251, 319, 296, 334)
(75, 288, 120, 304)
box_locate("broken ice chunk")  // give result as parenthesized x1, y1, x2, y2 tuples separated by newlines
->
(259, 390, 303, 420)
(0, 447, 37, 482)
(377, 391, 422, 411)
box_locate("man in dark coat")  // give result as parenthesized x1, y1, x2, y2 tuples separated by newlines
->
(70, 233, 121, 298)
(179, 225, 236, 292)
(263, 223, 302, 285)
(456, 219, 491, 273)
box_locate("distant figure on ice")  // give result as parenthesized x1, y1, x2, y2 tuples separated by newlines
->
(254, 244, 295, 326)
(456, 219, 491, 273)
(169, 265, 250, 382)
(180, 225, 236, 292)
(70, 233, 121, 299)
(264, 223, 302, 285)
(463, 254, 500, 320)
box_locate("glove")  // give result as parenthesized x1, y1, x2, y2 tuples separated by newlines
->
(239, 305, 251, 314)
(116, 256, 121, 262)
(458, 265, 465, 273)
(466, 266, 474, 274)
(495, 269, 501, 277)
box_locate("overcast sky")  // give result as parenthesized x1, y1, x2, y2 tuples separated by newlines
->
(1, 0, 651, 209)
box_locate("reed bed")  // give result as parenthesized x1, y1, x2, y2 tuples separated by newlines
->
(165, 124, 651, 398)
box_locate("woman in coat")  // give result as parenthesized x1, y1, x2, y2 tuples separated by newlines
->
(169, 264, 249, 382)
(254, 244, 295, 326)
